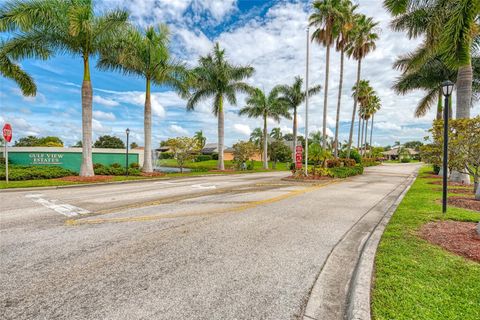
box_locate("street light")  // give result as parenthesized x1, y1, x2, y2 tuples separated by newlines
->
(304, 26, 310, 176)
(125, 128, 130, 176)
(441, 80, 454, 214)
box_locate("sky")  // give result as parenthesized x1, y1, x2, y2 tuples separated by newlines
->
(0, 0, 479, 148)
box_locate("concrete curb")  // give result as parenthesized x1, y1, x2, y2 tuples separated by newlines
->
(346, 170, 418, 320)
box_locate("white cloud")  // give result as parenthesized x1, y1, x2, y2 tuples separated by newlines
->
(93, 110, 116, 121)
(374, 122, 402, 131)
(169, 124, 189, 136)
(233, 123, 251, 136)
(93, 95, 120, 107)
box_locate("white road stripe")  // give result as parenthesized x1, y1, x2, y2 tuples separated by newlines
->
(26, 194, 90, 217)
(191, 184, 217, 190)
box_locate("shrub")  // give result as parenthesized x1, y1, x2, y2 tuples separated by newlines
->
(362, 158, 381, 167)
(339, 149, 361, 164)
(341, 158, 356, 167)
(401, 158, 411, 163)
(211, 153, 219, 160)
(328, 165, 364, 178)
(0, 165, 76, 181)
(326, 159, 341, 168)
(110, 162, 122, 168)
(433, 164, 440, 175)
(196, 155, 212, 162)
(160, 152, 174, 159)
(129, 162, 140, 169)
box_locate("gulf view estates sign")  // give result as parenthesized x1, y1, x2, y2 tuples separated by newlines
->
(29, 152, 64, 165)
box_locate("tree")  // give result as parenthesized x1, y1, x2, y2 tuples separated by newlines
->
(352, 79, 374, 150)
(249, 128, 263, 151)
(310, 0, 345, 149)
(14, 136, 40, 147)
(14, 136, 63, 147)
(186, 43, 254, 170)
(345, 14, 379, 158)
(130, 142, 139, 149)
(94, 135, 125, 149)
(309, 143, 332, 175)
(194, 130, 207, 149)
(384, 0, 479, 120)
(239, 88, 291, 169)
(0, 40, 36, 96)
(275, 76, 321, 160)
(72, 141, 82, 148)
(1, 0, 129, 176)
(268, 140, 291, 167)
(333, 1, 357, 158)
(97, 24, 189, 173)
(403, 141, 423, 151)
(232, 141, 256, 170)
(165, 137, 199, 173)
(270, 127, 283, 141)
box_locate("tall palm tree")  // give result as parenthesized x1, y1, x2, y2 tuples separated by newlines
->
(384, 0, 479, 119)
(249, 128, 264, 151)
(309, 0, 344, 149)
(333, 0, 357, 158)
(0, 41, 36, 96)
(345, 14, 379, 158)
(97, 25, 189, 173)
(239, 88, 291, 169)
(352, 79, 374, 150)
(275, 76, 321, 160)
(194, 130, 207, 149)
(270, 127, 283, 141)
(0, 0, 129, 176)
(368, 95, 381, 156)
(187, 43, 254, 170)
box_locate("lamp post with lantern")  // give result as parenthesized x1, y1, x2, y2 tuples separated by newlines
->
(441, 80, 454, 214)
(125, 128, 130, 176)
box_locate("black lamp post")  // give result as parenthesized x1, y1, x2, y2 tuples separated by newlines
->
(125, 128, 130, 176)
(441, 80, 454, 214)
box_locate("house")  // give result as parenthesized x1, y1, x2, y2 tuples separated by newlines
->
(382, 146, 419, 160)
(201, 142, 263, 161)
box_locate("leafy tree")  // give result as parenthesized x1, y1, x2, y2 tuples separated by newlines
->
(97, 24, 189, 173)
(0, 40, 36, 96)
(73, 141, 82, 148)
(94, 135, 125, 149)
(345, 14, 379, 158)
(194, 130, 207, 149)
(232, 141, 256, 170)
(239, 88, 291, 169)
(165, 137, 199, 173)
(187, 43, 254, 170)
(403, 140, 423, 151)
(309, 143, 332, 175)
(268, 140, 291, 167)
(0, 0, 129, 176)
(130, 142, 139, 149)
(14, 136, 40, 147)
(275, 76, 321, 159)
(14, 136, 63, 147)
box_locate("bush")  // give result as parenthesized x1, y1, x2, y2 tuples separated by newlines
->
(328, 165, 364, 178)
(160, 152, 174, 159)
(341, 158, 356, 167)
(110, 162, 122, 168)
(362, 158, 381, 167)
(195, 155, 212, 162)
(129, 162, 140, 169)
(433, 164, 440, 174)
(211, 153, 219, 160)
(339, 149, 361, 164)
(401, 158, 411, 163)
(0, 165, 76, 181)
(326, 159, 341, 168)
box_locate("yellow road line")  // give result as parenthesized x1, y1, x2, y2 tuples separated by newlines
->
(66, 180, 338, 226)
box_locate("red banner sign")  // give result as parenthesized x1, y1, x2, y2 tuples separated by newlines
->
(2, 123, 12, 143)
(295, 145, 303, 169)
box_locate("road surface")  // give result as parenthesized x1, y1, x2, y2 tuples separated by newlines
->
(0, 164, 420, 320)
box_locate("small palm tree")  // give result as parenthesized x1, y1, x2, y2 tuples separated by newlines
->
(309, 143, 331, 175)
(310, 0, 345, 149)
(0, 41, 36, 96)
(352, 79, 374, 149)
(275, 76, 321, 160)
(270, 127, 283, 141)
(249, 128, 264, 151)
(187, 43, 254, 170)
(194, 130, 207, 149)
(345, 14, 379, 158)
(368, 95, 381, 156)
(0, 0, 129, 176)
(239, 88, 291, 169)
(97, 24, 189, 173)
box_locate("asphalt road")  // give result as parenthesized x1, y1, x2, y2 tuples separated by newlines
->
(0, 164, 420, 320)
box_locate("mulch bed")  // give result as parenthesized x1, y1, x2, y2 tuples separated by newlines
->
(448, 196, 480, 212)
(419, 221, 480, 262)
(285, 175, 332, 181)
(434, 187, 474, 194)
(426, 174, 442, 179)
(56, 175, 116, 182)
(141, 172, 165, 177)
(428, 180, 472, 187)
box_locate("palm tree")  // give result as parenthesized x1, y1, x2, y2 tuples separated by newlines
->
(270, 127, 283, 141)
(368, 95, 381, 156)
(275, 76, 321, 160)
(239, 88, 291, 169)
(250, 128, 264, 150)
(0, 0, 129, 176)
(345, 14, 379, 158)
(352, 80, 374, 150)
(384, 0, 479, 119)
(194, 130, 207, 149)
(0, 41, 36, 96)
(309, 0, 344, 149)
(187, 43, 254, 170)
(333, 0, 357, 158)
(97, 25, 189, 173)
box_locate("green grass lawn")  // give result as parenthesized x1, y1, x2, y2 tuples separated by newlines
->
(372, 166, 479, 320)
(158, 159, 289, 171)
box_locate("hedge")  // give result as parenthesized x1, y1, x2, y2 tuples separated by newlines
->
(328, 164, 364, 178)
(0, 165, 76, 181)
(196, 155, 212, 162)
(93, 163, 141, 176)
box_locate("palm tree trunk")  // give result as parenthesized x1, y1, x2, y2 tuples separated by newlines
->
(360, 117, 365, 157)
(364, 118, 369, 156)
(263, 114, 268, 170)
(142, 77, 153, 173)
(456, 64, 472, 119)
(436, 89, 443, 120)
(369, 113, 374, 157)
(357, 114, 362, 149)
(322, 44, 330, 150)
(217, 95, 225, 170)
(334, 48, 345, 158)
(292, 107, 297, 162)
(347, 59, 362, 158)
(79, 56, 94, 177)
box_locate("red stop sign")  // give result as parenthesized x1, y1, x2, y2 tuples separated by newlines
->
(2, 123, 12, 142)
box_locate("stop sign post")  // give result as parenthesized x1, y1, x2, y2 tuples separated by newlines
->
(2, 123, 12, 183)
(295, 145, 303, 169)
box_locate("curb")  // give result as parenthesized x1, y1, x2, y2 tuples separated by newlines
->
(346, 169, 419, 320)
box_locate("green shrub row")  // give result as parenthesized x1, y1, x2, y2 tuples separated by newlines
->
(328, 164, 364, 178)
(0, 165, 76, 181)
(326, 158, 356, 168)
(93, 163, 141, 176)
(195, 155, 212, 162)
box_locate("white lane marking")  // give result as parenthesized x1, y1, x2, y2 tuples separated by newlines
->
(153, 181, 176, 185)
(25, 194, 90, 217)
(191, 184, 217, 190)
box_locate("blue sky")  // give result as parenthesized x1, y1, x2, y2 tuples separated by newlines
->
(1, 0, 479, 148)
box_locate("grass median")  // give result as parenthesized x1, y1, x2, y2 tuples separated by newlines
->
(372, 166, 479, 320)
